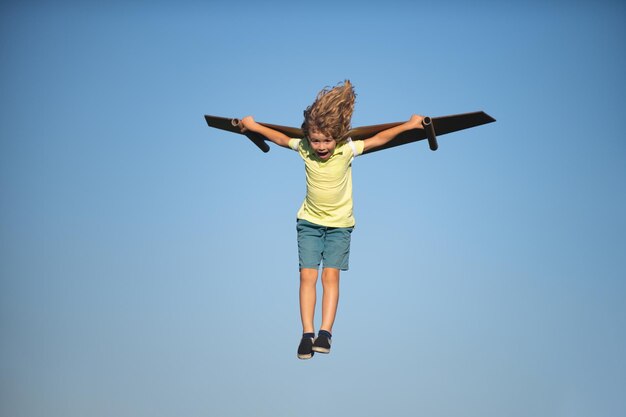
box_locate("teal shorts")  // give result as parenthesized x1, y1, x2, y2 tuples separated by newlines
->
(296, 219, 354, 271)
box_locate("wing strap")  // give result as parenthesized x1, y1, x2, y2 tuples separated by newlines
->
(347, 137, 358, 157)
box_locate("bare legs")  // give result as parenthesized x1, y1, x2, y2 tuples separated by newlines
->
(299, 267, 340, 334)
(320, 268, 340, 332)
(299, 268, 318, 334)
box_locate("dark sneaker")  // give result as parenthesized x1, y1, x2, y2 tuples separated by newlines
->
(312, 334, 331, 354)
(297, 335, 315, 360)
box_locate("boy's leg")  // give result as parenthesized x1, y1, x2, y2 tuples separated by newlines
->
(313, 268, 339, 354)
(299, 268, 319, 334)
(320, 267, 340, 333)
(313, 224, 350, 354)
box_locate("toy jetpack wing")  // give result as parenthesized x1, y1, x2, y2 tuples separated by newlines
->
(204, 115, 302, 153)
(204, 111, 495, 153)
(352, 111, 496, 153)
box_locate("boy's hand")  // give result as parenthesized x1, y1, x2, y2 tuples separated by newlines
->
(240, 115, 256, 132)
(408, 114, 425, 129)
(238, 115, 291, 148)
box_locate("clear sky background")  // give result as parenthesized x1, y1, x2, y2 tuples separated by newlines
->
(1, 1, 625, 416)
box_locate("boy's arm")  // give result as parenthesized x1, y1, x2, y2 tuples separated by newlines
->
(362, 114, 425, 153)
(240, 116, 292, 149)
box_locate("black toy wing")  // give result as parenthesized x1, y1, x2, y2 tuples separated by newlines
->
(352, 111, 496, 154)
(204, 115, 302, 153)
(204, 111, 495, 153)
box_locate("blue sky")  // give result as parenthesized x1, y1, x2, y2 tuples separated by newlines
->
(1, 1, 625, 416)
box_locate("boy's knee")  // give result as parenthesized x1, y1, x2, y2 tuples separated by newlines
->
(300, 268, 318, 285)
(321, 268, 340, 285)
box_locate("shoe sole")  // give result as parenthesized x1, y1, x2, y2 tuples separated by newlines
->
(297, 353, 314, 360)
(311, 346, 330, 354)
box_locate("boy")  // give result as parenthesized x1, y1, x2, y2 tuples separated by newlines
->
(240, 80, 424, 359)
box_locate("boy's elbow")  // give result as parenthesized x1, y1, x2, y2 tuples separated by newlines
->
(276, 137, 291, 148)
(363, 138, 382, 152)
(371, 136, 388, 148)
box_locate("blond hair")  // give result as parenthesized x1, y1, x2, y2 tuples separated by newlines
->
(302, 80, 356, 143)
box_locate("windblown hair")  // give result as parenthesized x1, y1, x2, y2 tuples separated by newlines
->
(302, 80, 356, 143)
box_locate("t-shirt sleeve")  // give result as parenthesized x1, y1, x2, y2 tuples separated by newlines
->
(346, 139, 364, 158)
(352, 140, 365, 156)
(288, 138, 301, 151)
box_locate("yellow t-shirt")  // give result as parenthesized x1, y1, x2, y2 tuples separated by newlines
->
(289, 138, 365, 227)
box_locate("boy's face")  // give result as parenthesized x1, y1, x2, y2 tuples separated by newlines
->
(308, 131, 337, 160)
